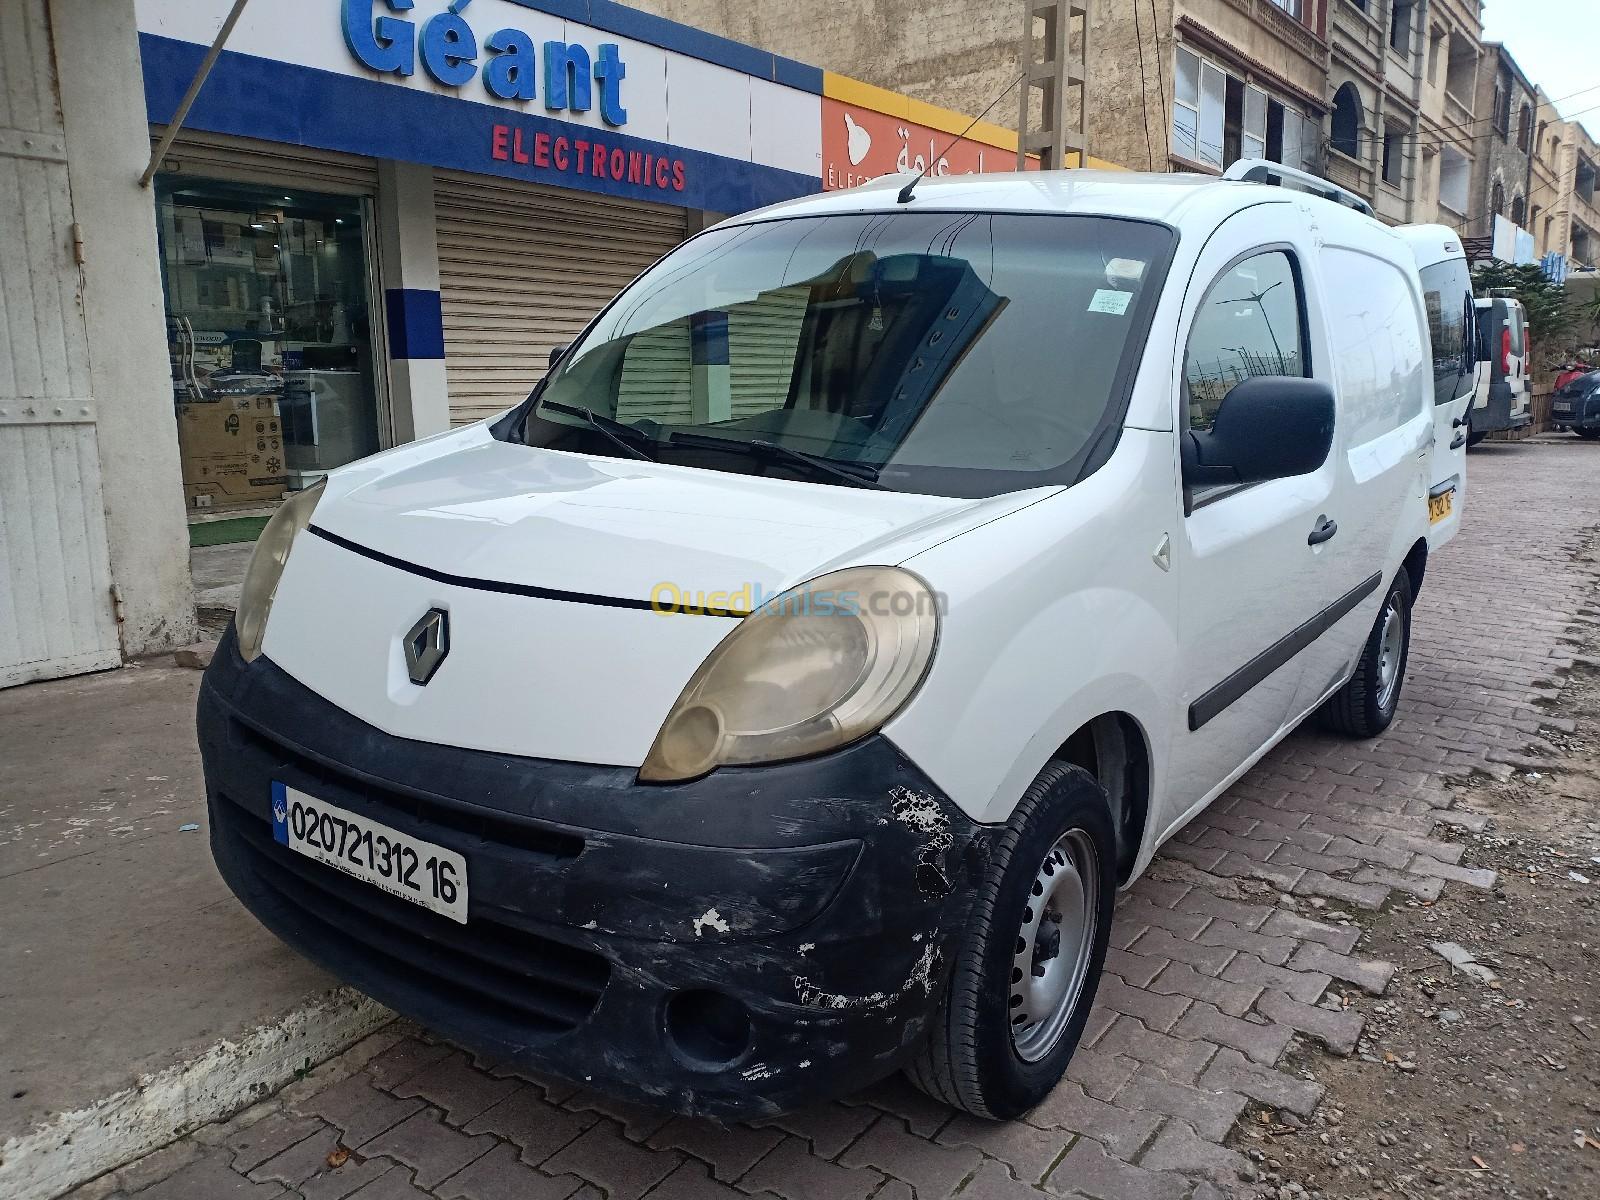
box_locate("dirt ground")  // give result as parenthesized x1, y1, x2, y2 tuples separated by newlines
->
(1235, 587, 1600, 1197)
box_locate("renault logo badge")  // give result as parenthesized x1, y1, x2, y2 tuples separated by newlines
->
(403, 608, 450, 686)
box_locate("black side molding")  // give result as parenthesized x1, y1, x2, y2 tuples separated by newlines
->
(1189, 572, 1384, 732)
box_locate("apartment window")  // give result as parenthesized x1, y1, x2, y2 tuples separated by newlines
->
(1390, 1, 1413, 54)
(1445, 34, 1475, 101)
(1439, 146, 1470, 214)
(1493, 73, 1511, 138)
(1577, 157, 1597, 206)
(1573, 223, 1594, 266)
(1537, 120, 1549, 159)
(1266, 0, 1305, 18)
(1511, 193, 1526, 226)
(1172, 46, 1317, 175)
(1427, 27, 1444, 83)
(1517, 103, 1533, 153)
(1331, 84, 1362, 159)
(1382, 127, 1402, 185)
(1491, 181, 1505, 218)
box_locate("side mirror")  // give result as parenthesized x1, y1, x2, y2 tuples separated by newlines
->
(1183, 376, 1335, 491)
(548, 343, 570, 371)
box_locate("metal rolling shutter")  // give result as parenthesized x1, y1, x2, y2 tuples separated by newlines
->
(435, 172, 690, 424)
(728, 287, 808, 418)
(150, 129, 379, 194)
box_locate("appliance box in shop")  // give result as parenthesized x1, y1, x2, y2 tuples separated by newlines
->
(176, 396, 288, 509)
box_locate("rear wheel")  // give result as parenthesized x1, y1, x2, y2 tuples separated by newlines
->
(1576, 427, 1600, 440)
(906, 763, 1115, 1119)
(1465, 429, 1488, 447)
(1318, 572, 1412, 738)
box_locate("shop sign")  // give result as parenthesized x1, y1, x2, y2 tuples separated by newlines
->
(820, 98, 1025, 190)
(489, 123, 685, 193)
(342, 0, 629, 126)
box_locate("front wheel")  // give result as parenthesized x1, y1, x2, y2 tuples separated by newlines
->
(1465, 429, 1488, 447)
(906, 763, 1115, 1119)
(1318, 572, 1413, 738)
(1576, 427, 1600, 440)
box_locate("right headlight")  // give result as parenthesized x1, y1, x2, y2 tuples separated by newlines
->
(234, 480, 325, 663)
(639, 565, 940, 783)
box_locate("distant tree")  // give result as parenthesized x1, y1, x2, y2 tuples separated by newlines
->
(1471, 261, 1575, 356)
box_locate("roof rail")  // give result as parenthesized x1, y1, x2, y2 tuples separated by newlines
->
(1221, 159, 1375, 218)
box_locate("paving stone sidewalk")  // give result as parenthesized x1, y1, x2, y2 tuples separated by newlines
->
(67, 437, 1600, 1200)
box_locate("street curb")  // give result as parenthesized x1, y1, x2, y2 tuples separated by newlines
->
(0, 988, 393, 1200)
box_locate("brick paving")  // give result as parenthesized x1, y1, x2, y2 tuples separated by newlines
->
(67, 437, 1600, 1200)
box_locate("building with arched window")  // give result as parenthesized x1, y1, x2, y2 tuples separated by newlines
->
(1470, 43, 1537, 240)
(1330, 84, 1362, 159)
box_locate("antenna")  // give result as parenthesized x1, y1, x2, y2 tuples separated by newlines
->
(898, 68, 1031, 205)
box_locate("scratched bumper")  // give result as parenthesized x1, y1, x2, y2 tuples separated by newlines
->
(197, 628, 993, 1117)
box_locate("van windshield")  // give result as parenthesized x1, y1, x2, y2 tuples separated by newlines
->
(509, 212, 1174, 498)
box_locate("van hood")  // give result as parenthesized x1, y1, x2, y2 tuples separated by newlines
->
(261, 426, 1051, 765)
(315, 426, 1041, 600)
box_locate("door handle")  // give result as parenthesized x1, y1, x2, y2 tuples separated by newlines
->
(1307, 515, 1338, 545)
(1449, 432, 1467, 450)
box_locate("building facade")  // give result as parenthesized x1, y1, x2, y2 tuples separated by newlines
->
(1411, 0, 1481, 229)
(1553, 121, 1600, 269)
(1, 0, 1032, 688)
(1467, 42, 1537, 240)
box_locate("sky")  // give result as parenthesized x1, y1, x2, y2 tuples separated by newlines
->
(1480, 0, 1600, 137)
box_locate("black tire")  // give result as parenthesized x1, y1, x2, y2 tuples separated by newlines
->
(1576, 428, 1600, 440)
(905, 763, 1115, 1119)
(1318, 571, 1413, 738)
(1465, 430, 1488, 447)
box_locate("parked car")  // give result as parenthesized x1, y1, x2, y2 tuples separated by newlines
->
(199, 161, 1460, 1120)
(1466, 296, 1532, 445)
(1551, 368, 1600, 438)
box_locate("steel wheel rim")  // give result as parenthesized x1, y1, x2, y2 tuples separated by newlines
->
(1009, 828, 1099, 1062)
(1376, 594, 1405, 711)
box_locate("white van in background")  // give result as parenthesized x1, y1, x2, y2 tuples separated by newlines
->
(1468, 296, 1533, 444)
(198, 161, 1463, 1121)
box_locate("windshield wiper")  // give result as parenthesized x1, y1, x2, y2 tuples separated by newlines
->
(538, 399, 658, 462)
(668, 431, 886, 489)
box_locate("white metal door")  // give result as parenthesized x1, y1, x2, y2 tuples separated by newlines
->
(0, 0, 121, 688)
(435, 173, 690, 425)
(1167, 209, 1339, 817)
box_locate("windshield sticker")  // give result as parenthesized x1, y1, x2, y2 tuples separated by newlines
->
(1088, 289, 1133, 316)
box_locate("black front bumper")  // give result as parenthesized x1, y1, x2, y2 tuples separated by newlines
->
(1551, 395, 1600, 431)
(198, 630, 993, 1117)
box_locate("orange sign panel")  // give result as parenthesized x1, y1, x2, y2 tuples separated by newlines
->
(820, 98, 1030, 191)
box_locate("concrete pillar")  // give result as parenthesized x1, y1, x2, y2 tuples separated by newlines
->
(376, 161, 450, 443)
(48, 0, 198, 654)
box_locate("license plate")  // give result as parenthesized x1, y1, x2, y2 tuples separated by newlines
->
(1428, 489, 1454, 524)
(271, 783, 468, 923)
(1553, 401, 1573, 414)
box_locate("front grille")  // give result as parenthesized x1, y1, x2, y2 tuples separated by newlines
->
(230, 716, 584, 860)
(216, 791, 609, 1036)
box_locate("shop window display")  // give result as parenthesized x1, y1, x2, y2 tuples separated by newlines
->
(156, 180, 382, 508)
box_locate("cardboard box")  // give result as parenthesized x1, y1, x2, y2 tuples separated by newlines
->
(176, 397, 287, 509)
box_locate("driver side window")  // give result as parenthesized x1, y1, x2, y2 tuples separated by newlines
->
(1184, 251, 1308, 431)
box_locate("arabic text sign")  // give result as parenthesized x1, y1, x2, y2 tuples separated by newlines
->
(820, 99, 1027, 190)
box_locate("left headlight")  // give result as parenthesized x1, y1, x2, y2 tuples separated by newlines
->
(638, 565, 939, 783)
(235, 480, 325, 663)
